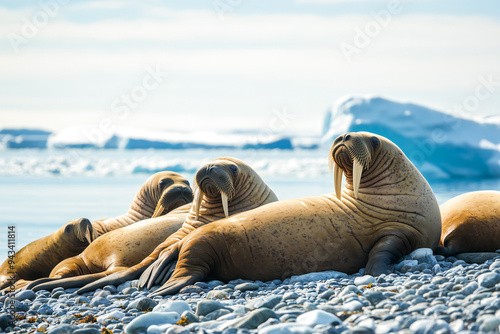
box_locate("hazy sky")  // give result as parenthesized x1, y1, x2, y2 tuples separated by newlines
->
(2, 1, 500, 136)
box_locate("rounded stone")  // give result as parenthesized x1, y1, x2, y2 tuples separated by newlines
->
(153, 300, 191, 315)
(478, 272, 500, 288)
(196, 300, 228, 316)
(124, 312, 180, 334)
(235, 283, 260, 292)
(354, 276, 376, 286)
(296, 310, 341, 326)
(15, 290, 37, 301)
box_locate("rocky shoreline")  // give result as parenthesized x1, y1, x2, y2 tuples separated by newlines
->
(2, 249, 500, 334)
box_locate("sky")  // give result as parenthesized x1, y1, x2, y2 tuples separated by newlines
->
(1, 0, 500, 136)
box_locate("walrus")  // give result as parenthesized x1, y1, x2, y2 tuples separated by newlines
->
(147, 132, 442, 297)
(91, 171, 193, 235)
(75, 157, 278, 294)
(17, 204, 192, 292)
(0, 171, 191, 290)
(0, 218, 95, 290)
(436, 190, 500, 256)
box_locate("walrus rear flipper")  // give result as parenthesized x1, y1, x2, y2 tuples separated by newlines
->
(32, 268, 127, 292)
(139, 248, 179, 289)
(77, 262, 153, 295)
(19, 277, 62, 292)
(148, 273, 204, 297)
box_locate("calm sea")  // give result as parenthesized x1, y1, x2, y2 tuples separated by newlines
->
(1, 149, 499, 255)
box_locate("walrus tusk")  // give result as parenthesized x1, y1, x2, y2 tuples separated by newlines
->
(195, 189, 203, 221)
(334, 163, 343, 200)
(221, 192, 229, 218)
(352, 158, 363, 199)
(151, 203, 165, 218)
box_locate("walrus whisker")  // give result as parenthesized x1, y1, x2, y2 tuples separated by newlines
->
(352, 158, 363, 199)
(334, 163, 343, 200)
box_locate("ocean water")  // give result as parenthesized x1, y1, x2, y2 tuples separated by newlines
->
(1, 149, 499, 257)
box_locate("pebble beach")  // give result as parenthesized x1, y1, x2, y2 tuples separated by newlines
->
(2, 248, 500, 334)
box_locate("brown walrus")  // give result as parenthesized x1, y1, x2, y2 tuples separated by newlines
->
(0, 171, 191, 290)
(436, 190, 500, 256)
(147, 132, 442, 297)
(0, 218, 95, 290)
(18, 204, 192, 292)
(76, 157, 278, 294)
(92, 171, 193, 235)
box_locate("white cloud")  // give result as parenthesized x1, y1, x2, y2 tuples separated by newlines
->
(1, 5, 500, 132)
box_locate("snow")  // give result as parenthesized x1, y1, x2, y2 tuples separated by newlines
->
(322, 95, 500, 178)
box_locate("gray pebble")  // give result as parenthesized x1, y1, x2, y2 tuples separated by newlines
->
(456, 252, 500, 264)
(16, 290, 37, 301)
(122, 287, 137, 295)
(235, 283, 260, 292)
(204, 308, 231, 321)
(229, 308, 278, 329)
(246, 294, 282, 310)
(47, 324, 78, 334)
(127, 297, 157, 311)
(179, 285, 204, 294)
(73, 329, 100, 334)
(196, 300, 228, 316)
(0, 314, 11, 331)
(90, 296, 111, 307)
(478, 272, 500, 288)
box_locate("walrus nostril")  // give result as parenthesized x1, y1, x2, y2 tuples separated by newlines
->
(343, 134, 351, 142)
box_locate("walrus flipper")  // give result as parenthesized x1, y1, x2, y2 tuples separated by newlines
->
(76, 269, 136, 295)
(19, 277, 62, 292)
(364, 233, 410, 276)
(139, 248, 179, 289)
(148, 273, 204, 297)
(31, 268, 128, 292)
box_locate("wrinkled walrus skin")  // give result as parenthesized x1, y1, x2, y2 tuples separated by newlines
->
(76, 157, 278, 294)
(436, 190, 500, 256)
(0, 218, 95, 290)
(20, 204, 193, 292)
(148, 132, 442, 296)
(0, 171, 192, 291)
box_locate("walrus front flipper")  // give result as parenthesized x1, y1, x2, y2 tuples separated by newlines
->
(139, 247, 179, 290)
(365, 233, 410, 276)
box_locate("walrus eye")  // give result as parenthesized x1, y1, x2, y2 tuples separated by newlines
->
(159, 179, 171, 190)
(229, 165, 238, 175)
(65, 225, 72, 233)
(370, 137, 380, 148)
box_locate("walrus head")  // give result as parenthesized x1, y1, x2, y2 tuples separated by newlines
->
(151, 172, 193, 218)
(329, 132, 382, 200)
(192, 157, 277, 222)
(64, 218, 97, 245)
(193, 158, 238, 220)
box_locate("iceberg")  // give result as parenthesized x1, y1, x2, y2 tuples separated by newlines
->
(0, 129, 51, 149)
(322, 95, 500, 178)
(45, 126, 295, 151)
